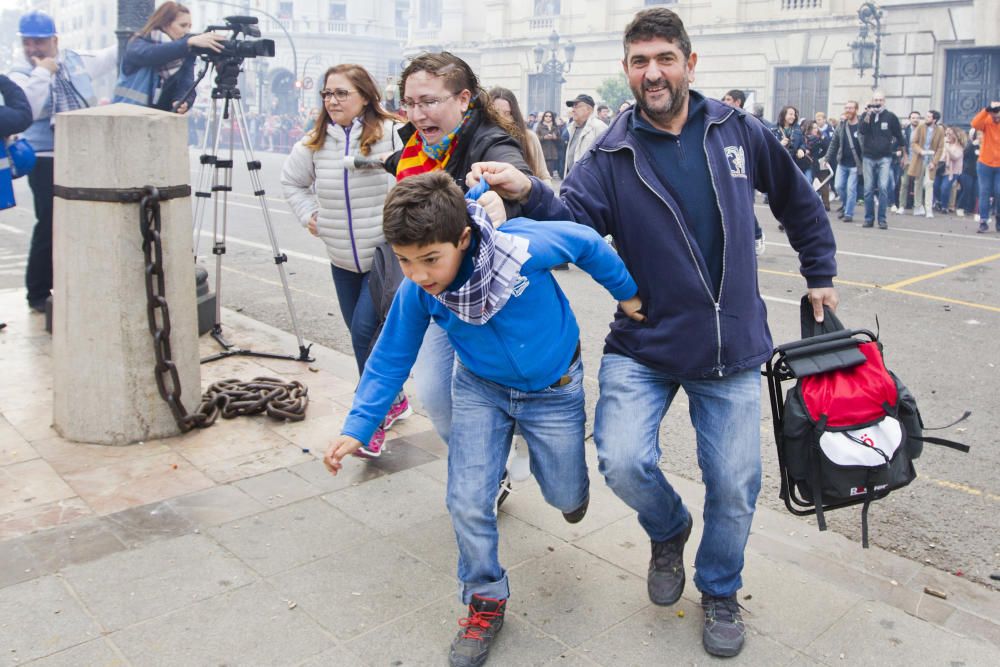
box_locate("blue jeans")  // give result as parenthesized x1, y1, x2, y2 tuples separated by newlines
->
(448, 359, 589, 603)
(593, 354, 761, 598)
(330, 265, 377, 376)
(834, 165, 858, 217)
(863, 156, 893, 225)
(957, 173, 977, 212)
(977, 162, 1000, 221)
(411, 322, 456, 443)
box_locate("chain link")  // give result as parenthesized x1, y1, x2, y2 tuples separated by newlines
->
(139, 187, 308, 432)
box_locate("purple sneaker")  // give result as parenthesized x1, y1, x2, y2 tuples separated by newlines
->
(354, 427, 386, 459)
(382, 394, 413, 431)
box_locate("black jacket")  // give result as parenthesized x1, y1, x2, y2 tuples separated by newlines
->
(0, 74, 33, 137)
(826, 120, 862, 167)
(859, 107, 905, 159)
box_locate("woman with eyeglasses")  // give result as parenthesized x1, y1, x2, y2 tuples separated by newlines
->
(281, 63, 408, 455)
(489, 87, 552, 185)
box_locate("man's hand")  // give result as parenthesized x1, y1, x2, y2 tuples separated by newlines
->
(807, 287, 839, 323)
(478, 191, 507, 228)
(173, 101, 189, 115)
(467, 162, 533, 203)
(307, 212, 319, 236)
(324, 435, 364, 475)
(619, 295, 645, 322)
(31, 56, 58, 74)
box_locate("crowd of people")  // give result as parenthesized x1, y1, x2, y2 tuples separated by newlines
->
(3, 3, 1000, 667)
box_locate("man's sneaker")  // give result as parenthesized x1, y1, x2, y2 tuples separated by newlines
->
(381, 394, 413, 431)
(449, 596, 506, 667)
(754, 232, 765, 257)
(956, 208, 965, 217)
(978, 221, 990, 234)
(842, 215, 853, 223)
(648, 515, 693, 606)
(890, 205, 899, 214)
(562, 492, 589, 524)
(702, 594, 746, 657)
(862, 221, 874, 228)
(878, 222, 888, 230)
(914, 206, 926, 216)
(925, 209, 934, 218)
(353, 427, 386, 459)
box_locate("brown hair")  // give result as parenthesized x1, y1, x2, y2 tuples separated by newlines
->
(305, 64, 401, 155)
(623, 8, 691, 59)
(383, 172, 469, 247)
(136, 1, 190, 37)
(399, 52, 519, 139)
(489, 86, 547, 180)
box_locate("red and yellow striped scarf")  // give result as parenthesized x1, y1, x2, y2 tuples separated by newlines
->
(395, 108, 474, 181)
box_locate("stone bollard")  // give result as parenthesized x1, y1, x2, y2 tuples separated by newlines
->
(52, 104, 200, 445)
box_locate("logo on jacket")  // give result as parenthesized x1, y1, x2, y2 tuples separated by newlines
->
(511, 275, 529, 297)
(724, 146, 747, 179)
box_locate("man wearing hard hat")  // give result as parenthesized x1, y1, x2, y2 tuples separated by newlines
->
(7, 11, 117, 313)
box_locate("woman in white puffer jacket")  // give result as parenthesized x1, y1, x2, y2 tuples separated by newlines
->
(282, 64, 402, 378)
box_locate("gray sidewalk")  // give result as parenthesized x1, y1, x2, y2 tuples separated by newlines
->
(1, 288, 998, 666)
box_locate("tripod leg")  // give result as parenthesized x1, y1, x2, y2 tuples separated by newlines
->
(230, 98, 313, 362)
(210, 97, 237, 346)
(192, 70, 218, 257)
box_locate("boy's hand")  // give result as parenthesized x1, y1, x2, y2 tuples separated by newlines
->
(478, 191, 507, 227)
(467, 162, 533, 202)
(324, 435, 364, 475)
(619, 295, 645, 322)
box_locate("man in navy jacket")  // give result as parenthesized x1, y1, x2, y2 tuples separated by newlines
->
(470, 7, 838, 659)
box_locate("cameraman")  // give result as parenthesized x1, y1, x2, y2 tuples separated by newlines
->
(858, 91, 905, 229)
(114, 2, 225, 113)
(971, 101, 1000, 232)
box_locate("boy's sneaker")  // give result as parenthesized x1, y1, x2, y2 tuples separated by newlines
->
(701, 594, 746, 657)
(648, 515, 693, 606)
(754, 232, 765, 256)
(449, 596, 506, 667)
(977, 221, 990, 234)
(914, 206, 926, 216)
(353, 427, 386, 459)
(381, 394, 413, 431)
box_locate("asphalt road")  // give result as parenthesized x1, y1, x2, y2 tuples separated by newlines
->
(1, 147, 997, 588)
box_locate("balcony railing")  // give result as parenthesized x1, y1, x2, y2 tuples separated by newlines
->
(780, 0, 822, 9)
(529, 16, 554, 31)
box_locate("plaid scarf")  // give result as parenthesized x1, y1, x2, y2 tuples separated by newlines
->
(49, 64, 87, 124)
(395, 107, 474, 181)
(434, 201, 532, 325)
(148, 30, 185, 98)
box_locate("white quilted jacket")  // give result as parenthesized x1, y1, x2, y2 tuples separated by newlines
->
(281, 118, 400, 273)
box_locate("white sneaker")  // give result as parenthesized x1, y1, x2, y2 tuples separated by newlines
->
(507, 436, 532, 482)
(890, 205, 899, 214)
(925, 209, 934, 218)
(754, 233, 765, 257)
(914, 206, 926, 216)
(956, 209, 965, 217)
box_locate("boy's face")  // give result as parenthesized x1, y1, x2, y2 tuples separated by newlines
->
(393, 227, 472, 296)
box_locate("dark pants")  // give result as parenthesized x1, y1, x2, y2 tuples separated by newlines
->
(330, 264, 377, 377)
(26, 157, 54, 306)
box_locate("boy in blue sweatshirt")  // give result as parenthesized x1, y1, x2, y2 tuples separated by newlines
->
(324, 171, 643, 667)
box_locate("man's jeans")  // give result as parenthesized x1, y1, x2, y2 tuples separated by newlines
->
(977, 162, 1000, 221)
(863, 156, 894, 226)
(834, 165, 858, 217)
(448, 359, 589, 603)
(593, 354, 761, 598)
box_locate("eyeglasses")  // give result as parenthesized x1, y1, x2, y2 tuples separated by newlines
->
(320, 89, 357, 102)
(399, 94, 456, 113)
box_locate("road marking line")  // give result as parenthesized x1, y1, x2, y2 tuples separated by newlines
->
(758, 268, 878, 289)
(765, 243, 945, 267)
(882, 252, 1000, 290)
(218, 264, 331, 300)
(921, 475, 1000, 502)
(889, 288, 1000, 314)
(196, 230, 329, 265)
(761, 295, 801, 306)
(0, 223, 26, 235)
(197, 199, 295, 217)
(891, 226, 1000, 243)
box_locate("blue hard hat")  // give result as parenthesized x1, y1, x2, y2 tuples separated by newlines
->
(18, 11, 57, 38)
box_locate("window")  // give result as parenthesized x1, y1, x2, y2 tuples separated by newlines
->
(773, 66, 830, 122)
(328, 2, 346, 21)
(396, 0, 409, 27)
(644, 0, 678, 5)
(419, 0, 441, 29)
(534, 0, 560, 15)
(278, 2, 294, 20)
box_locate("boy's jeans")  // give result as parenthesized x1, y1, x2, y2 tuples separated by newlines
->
(448, 358, 589, 603)
(863, 155, 893, 225)
(593, 354, 761, 598)
(834, 165, 858, 217)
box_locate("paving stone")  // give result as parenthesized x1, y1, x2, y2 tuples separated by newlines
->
(392, 428, 447, 458)
(574, 514, 665, 579)
(343, 595, 569, 666)
(0, 416, 35, 465)
(294, 644, 365, 666)
(101, 501, 195, 548)
(0, 576, 102, 665)
(0, 458, 76, 516)
(287, 457, 386, 493)
(165, 483, 267, 527)
(0, 537, 43, 588)
(61, 533, 258, 632)
(0, 497, 93, 542)
(233, 468, 322, 507)
(579, 599, 801, 666)
(804, 598, 1000, 664)
(208, 496, 377, 576)
(20, 517, 127, 573)
(366, 436, 439, 475)
(412, 457, 448, 484)
(268, 537, 454, 640)
(19, 638, 126, 666)
(321, 467, 449, 536)
(110, 580, 333, 667)
(509, 544, 648, 647)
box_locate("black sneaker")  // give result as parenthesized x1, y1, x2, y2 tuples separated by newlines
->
(647, 515, 692, 606)
(842, 215, 853, 223)
(562, 492, 589, 524)
(449, 596, 506, 667)
(862, 221, 874, 228)
(977, 221, 989, 234)
(701, 593, 746, 657)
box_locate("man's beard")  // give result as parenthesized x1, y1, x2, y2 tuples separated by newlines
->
(631, 76, 688, 127)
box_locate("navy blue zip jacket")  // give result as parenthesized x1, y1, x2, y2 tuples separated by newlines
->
(521, 92, 837, 379)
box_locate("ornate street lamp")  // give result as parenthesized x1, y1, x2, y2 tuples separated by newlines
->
(117, 0, 154, 66)
(849, 2, 883, 89)
(533, 30, 575, 113)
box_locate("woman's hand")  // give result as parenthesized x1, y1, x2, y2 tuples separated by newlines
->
(780, 136, 790, 147)
(187, 31, 227, 53)
(478, 191, 507, 228)
(173, 101, 189, 115)
(307, 213, 319, 236)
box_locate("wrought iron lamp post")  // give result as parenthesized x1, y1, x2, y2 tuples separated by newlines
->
(532, 30, 575, 114)
(849, 2, 883, 90)
(117, 0, 154, 66)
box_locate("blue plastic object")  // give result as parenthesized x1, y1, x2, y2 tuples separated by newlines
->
(465, 178, 490, 202)
(18, 11, 57, 38)
(0, 155, 15, 210)
(7, 138, 35, 178)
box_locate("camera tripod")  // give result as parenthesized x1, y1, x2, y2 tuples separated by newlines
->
(191, 56, 313, 364)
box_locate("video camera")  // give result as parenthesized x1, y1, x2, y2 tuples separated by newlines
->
(192, 15, 274, 60)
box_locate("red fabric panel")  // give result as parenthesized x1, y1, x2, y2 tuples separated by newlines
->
(800, 342, 899, 427)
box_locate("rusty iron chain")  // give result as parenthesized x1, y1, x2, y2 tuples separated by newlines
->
(139, 187, 308, 432)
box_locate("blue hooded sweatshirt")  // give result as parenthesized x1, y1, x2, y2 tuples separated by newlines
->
(522, 91, 837, 379)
